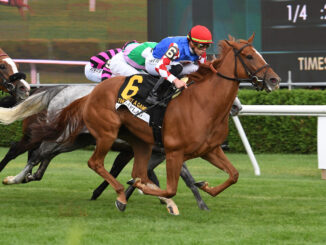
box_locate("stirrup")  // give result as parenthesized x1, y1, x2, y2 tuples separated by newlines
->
(145, 93, 159, 105)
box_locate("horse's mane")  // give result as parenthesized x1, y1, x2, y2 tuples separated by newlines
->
(188, 35, 248, 83)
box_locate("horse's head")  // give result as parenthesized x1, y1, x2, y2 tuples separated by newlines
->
(217, 34, 280, 92)
(0, 49, 30, 100)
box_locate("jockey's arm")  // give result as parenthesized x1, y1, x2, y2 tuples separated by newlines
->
(155, 43, 187, 89)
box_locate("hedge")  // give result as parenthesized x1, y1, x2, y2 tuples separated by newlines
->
(227, 89, 326, 153)
(0, 89, 326, 153)
(0, 39, 50, 59)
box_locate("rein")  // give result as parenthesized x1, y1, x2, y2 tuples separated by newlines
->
(210, 42, 270, 91)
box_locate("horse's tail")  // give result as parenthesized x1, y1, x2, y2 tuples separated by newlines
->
(29, 95, 88, 146)
(0, 85, 66, 125)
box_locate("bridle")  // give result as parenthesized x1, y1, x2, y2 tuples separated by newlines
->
(0, 54, 26, 94)
(210, 41, 270, 91)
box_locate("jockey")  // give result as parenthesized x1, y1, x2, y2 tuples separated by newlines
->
(84, 40, 137, 83)
(109, 41, 157, 76)
(144, 25, 213, 103)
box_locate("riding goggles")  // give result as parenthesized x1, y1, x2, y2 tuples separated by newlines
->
(193, 43, 211, 50)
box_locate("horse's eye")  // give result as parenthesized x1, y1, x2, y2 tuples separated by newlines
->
(246, 55, 253, 60)
(0, 64, 5, 69)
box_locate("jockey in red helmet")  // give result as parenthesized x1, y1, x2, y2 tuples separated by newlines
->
(187, 25, 213, 45)
(144, 25, 213, 104)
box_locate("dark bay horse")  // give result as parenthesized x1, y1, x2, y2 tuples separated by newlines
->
(25, 34, 280, 213)
(0, 48, 30, 103)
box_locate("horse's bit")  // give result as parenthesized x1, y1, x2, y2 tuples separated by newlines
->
(212, 42, 270, 91)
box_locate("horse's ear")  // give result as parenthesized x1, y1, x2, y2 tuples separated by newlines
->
(228, 34, 235, 41)
(248, 32, 255, 43)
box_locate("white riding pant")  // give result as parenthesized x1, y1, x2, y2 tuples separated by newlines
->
(109, 52, 146, 77)
(84, 62, 102, 83)
(145, 52, 199, 77)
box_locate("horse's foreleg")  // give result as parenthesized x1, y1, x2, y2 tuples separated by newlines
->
(145, 151, 179, 215)
(0, 139, 36, 172)
(198, 146, 239, 197)
(88, 137, 127, 209)
(180, 163, 209, 210)
(135, 150, 183, 198)
(130, 138, 152, 183)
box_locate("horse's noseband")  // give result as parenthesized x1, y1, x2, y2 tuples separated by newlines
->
(9, 72, 26, 83)
(1, 72, 26, 94)
(215, 42, 270, 91)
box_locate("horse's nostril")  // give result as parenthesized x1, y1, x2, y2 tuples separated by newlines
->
(270, 78, 278, 84)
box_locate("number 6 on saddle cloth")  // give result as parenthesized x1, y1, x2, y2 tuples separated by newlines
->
(115, 74, 185, 147)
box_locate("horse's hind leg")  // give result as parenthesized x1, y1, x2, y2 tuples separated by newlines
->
(180, 163, 209, 210)
(197, 146, 239, 197)
(91, 149, 134, 200)
(23, 158, 50, 183)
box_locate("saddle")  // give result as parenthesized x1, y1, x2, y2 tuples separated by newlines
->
(115, 74, 179, 147)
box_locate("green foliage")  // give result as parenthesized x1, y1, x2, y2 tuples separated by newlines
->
(228, 89, 326, 153)
(0, 39, 49, 59)
(0, 121, 22, 146)
(52, 39, 101, 60)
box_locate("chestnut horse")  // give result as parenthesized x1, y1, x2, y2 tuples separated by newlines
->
(0, 48, 30, 102)
(4, 35, 281, 213)
(0, 0, 33, 18)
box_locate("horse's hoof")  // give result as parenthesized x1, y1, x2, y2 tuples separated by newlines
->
(126, 179, 135, 185)
(167, 205, 180, 216)
(115, 200, 127, 212)
(198, 202, 210, 211)
(194, 181, 206, 188)
(2, 176, 14, 185)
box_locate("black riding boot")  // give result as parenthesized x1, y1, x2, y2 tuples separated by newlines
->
(145, 77, 165, 105)
(146, 65, 183, 105)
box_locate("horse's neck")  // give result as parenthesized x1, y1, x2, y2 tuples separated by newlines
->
(192, 74, 239, 119)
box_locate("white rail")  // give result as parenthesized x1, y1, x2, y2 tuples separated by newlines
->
(13, 59, 88, 84)
(236, 105, 326, 179)
(12, 59, 326, 89)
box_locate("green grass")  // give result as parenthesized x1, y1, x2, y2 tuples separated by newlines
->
(0, 148, 325, 244)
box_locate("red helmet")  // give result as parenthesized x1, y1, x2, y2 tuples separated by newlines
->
(187, 25, 213, 44)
